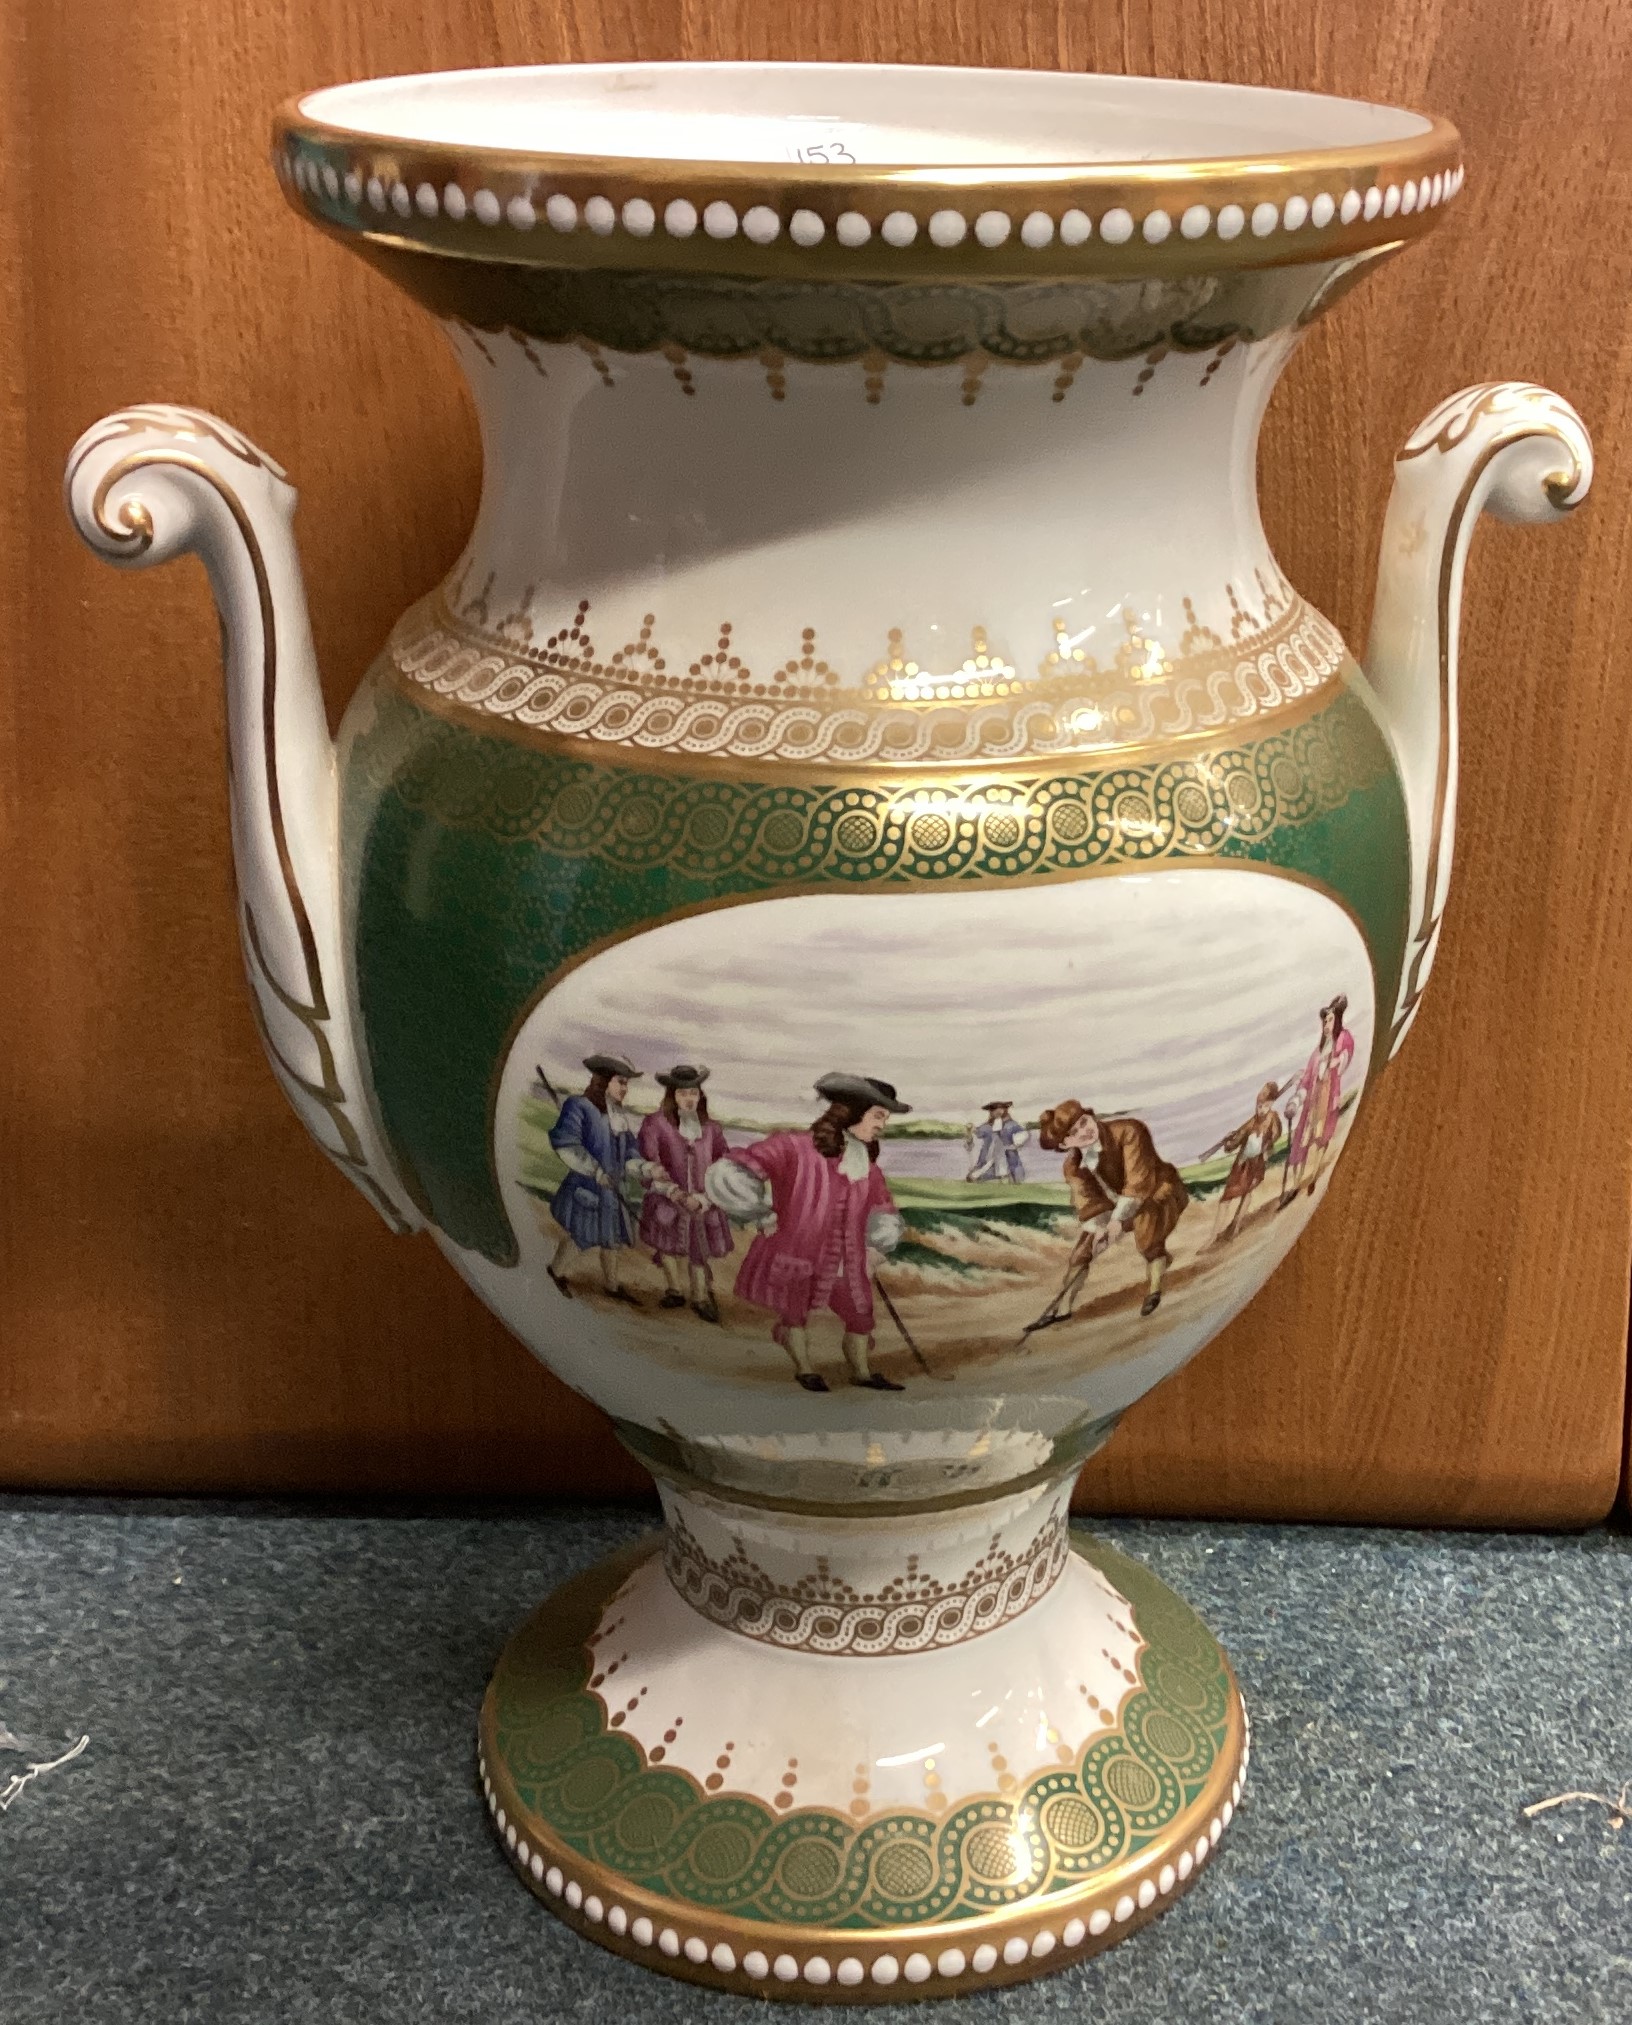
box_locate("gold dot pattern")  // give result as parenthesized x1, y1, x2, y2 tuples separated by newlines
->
(392, 567, 1350, 771)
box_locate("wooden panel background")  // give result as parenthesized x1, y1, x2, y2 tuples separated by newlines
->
(5, 0, 1629, 1522)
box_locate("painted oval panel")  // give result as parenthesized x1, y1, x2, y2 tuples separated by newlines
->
(468, 866, 1373, 1496)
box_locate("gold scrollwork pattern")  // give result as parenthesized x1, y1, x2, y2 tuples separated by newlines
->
(372, 683, 1382, 882)
(663, 1512, 1070, 1656)
(1397, 380, 1593, 507)
(388, 579, 1349, 768)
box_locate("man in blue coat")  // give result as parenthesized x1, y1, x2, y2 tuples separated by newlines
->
(547, 1054, 652, 1304)
(965, 1100, 1030, 1183)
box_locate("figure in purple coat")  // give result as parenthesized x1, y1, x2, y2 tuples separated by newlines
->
(637, 1064, 732, 1324)
(705, 1072, 909, 1394)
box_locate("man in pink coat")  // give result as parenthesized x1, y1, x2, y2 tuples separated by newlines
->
(705, 1072, 909, 1394)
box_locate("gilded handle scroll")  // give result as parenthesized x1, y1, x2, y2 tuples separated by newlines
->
(1362, 382, 1592, 1057)
(64, 406, 420, 1233)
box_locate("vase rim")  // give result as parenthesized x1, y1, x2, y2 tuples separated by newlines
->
(275, 61, 1463, 283)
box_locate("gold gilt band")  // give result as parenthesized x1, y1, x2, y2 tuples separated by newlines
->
(275, 106, 1461, 284)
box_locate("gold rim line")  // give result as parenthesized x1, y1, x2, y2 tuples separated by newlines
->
(272, 91, 1462, 281)
(272, 102, 1461, 190)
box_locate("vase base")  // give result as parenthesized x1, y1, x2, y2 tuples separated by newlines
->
(478, 1527, 1246, 2002)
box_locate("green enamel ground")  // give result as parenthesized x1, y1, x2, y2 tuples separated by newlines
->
(340, 680, 1409, 1263)
(487, 1536, 1234, 1928)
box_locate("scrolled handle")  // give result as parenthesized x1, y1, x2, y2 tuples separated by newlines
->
(66, 405, 421, 1233)
(1364, 381, 1592, 1057)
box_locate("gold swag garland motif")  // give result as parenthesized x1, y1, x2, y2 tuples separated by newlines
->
(388, 576, 1349, 769)
(663, 1509, 1071, 1657)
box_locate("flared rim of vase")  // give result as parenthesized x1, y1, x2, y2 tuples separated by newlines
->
(274, 61, 1463, 283)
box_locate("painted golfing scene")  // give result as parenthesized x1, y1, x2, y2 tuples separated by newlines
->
(503, 875, 1373, 1392)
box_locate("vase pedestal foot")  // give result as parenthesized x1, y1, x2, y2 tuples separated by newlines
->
(478, 1481, 1246, 2002)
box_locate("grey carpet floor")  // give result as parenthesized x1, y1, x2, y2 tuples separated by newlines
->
(1, 1498, 1627, 2023)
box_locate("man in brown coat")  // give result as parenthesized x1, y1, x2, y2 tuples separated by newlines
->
(1025, 1100, 1189, 1334)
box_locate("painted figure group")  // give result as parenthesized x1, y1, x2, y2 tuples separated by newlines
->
(540, 993, 1355, 1389)
(546, 1058, 909, 1393)
(1206, 992, 1354, 1242)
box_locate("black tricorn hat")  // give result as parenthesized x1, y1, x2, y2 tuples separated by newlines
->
(656, 1063, 710, 1090)
(583, 1053, 641, 1079)
(815, 1072, 911, 1115)
(982, 1100, 1014, 1112)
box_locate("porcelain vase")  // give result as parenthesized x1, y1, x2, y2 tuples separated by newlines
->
(66, 62, 1592, 2000)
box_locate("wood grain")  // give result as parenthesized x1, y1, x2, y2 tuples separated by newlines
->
(5, 0, 1628, 1520)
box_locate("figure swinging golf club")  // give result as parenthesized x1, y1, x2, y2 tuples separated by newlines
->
(705, 1072, 910, 1393)
(1021, 1101, 1189, 1339)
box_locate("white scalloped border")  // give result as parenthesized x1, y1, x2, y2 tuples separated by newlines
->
(282, 143, 1463, 254)
(478, 1703, 1249, 1993)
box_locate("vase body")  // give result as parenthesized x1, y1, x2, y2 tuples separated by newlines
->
(337, 260, 1405, 1506)
(65, 61, 1593, 2001)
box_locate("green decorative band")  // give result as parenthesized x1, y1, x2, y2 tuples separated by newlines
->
(486, 1536, 1235, 1929)
(354, 254, 1359, 366)
(365, 681, 1384, 877)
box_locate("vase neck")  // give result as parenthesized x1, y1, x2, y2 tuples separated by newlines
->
(446, 320, 1299, 696)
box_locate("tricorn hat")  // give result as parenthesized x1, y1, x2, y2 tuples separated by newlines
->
(656, 1063, 710, 1090)
(814, 1072, 911, 1116)
(1037, 1099, 1093, 1153)
(982, 1099, 1014, 1113)
(583, 1053, 641, 1079)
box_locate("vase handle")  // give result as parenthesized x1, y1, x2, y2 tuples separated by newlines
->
(1363, 382, 1592, 1057)
(65, 406, 420, 1232)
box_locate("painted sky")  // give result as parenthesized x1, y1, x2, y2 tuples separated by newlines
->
(530, 872, 1374, 1163)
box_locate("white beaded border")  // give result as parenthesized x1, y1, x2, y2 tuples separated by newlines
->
(282, 146, 1464, 256)
(477, 1708, 1249, 1993)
